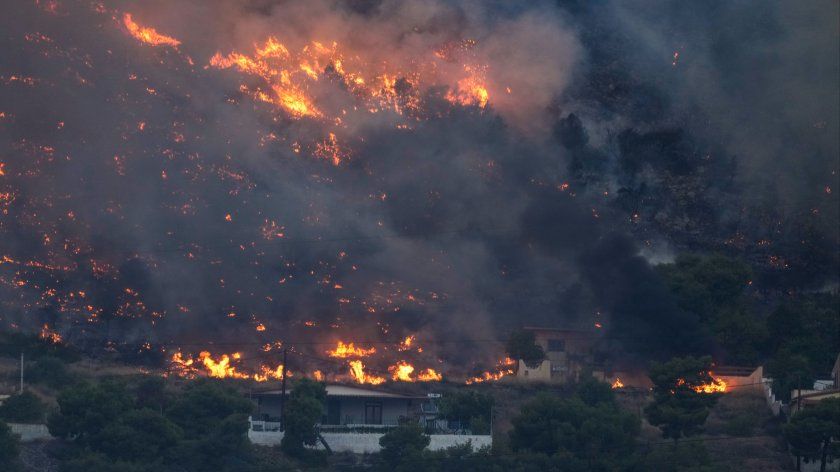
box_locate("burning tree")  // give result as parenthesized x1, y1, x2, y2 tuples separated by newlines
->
(644, 356, 722, 444)
(505, 330, 545, 368)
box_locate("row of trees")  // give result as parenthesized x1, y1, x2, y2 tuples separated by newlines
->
(373, 369, 721, 472)
(660, 254, 839, 400)
(45, 377, 254, 471)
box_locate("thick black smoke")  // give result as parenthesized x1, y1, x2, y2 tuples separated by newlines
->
(0, 0, 836, 374)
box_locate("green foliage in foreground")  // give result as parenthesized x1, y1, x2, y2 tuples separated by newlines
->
(48, 377, 254, 472)
(0, 421, 21, 471)
(645, 356, 720, 443)
(0, 391, 46, 423)
(785, 398, 840, 472)
(280, 378, 326, 458)
(438, 390, 493, 434)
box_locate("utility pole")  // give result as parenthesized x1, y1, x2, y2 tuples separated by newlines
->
(19, 352, 24, 393)
(280, 348, 287, 431)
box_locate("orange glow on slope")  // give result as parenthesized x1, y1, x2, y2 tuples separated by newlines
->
(123, 14, 181, 48)
(169, 351, 288, 382)
(327, 341, 376, 358)
(348, 360, 385, 385)
(313, 132, 348, 166)
(39, 323, 62, 344)
(611, 378, 625, 389)
(466, 357, 515, 384)
(208, 36, 491, 122)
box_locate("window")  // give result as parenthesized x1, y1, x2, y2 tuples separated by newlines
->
(547, 339, 565, 352)
(365, 401, 383, 425)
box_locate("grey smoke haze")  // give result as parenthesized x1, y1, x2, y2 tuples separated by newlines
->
(0, 0, 836, 372)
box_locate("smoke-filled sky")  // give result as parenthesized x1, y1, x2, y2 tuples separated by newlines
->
(0, 0, 837, 375)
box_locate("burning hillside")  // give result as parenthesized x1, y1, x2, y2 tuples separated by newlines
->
(0, 0, 837, 385)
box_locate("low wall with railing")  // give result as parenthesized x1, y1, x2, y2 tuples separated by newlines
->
(248, 430, 491, 453)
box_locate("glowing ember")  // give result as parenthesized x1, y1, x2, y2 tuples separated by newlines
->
(39, 323, 62, 344)
(611, 378, 625, 389)
(348, 360, 385, 385)
(327, 341, 376, 358)
(122, 14, 181, 48)
(398, 335, 416, 351)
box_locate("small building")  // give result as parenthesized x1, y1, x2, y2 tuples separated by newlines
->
(248, 384, 492, 453)
(252, 384, 427, 429)
(516, 326, 596, 383)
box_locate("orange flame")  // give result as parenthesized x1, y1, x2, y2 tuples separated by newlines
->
(169, 351, 288, 382)
(348, 360, 385, 385)
(693, 374, 727, 393)
(39, 323, 62, 344)
(417, 368, 443, 382)
(327, 341, 377, 358)
(611, 378, 625, 389)
(466, 357, 515, 384)
(390, 361, 415, 382)
(122, 14, 181, 48)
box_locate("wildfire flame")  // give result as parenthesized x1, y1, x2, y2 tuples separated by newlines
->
(466, 357, 515, 384)
(169, 351, 287, 382)
(207, 36, 489, 123)
(390, 361, 415, 382)
(674, 373, 728, 394)
(348, 359, 385, 385)
(327, 341, 376, 358)
(611, 378, 625, 389)
(39, 323, 62, 344)
(122, 14, 180, 48)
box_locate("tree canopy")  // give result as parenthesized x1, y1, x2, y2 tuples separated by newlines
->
(509, 383, 639, 469)
(644, 356, 720, 442)
(505, 330, 545, 368)
(280, 378, 326, 457)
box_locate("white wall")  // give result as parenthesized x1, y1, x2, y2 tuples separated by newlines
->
(248, 430, 492, 453)
(9, 423, 51, 442)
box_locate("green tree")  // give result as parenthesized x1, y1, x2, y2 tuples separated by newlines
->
(280, 378, 326, 457)
(509, 393, 639, 468)
(767, 349, 815, 402)
(378, 422, 431, 472)
(48, 380, 132, 444)
(767, 294, 840, 376)
(135, 375, 167, 412)
(658, 253, 764, 364)
(27, 356, 73, 389)
(644, 356, 720, 443)
(785, 398, 840, 472)
(0, 391, 46, 423)
(658, 254, 752, 321)
(165, 380, 253, 440)
(576, 377, 615, 406)
(505, 330, 545, 368)
(96, 409, 183, 464)
(0, 421, 20, 471)
(438, 391, 493, 434)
